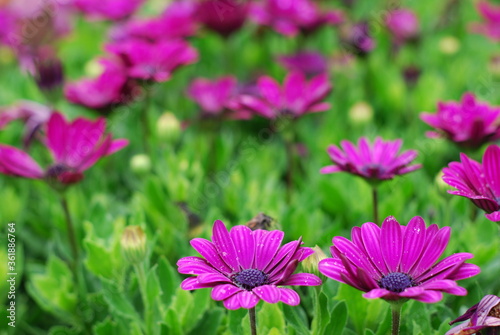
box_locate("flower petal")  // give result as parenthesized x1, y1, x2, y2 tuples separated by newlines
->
(410, 226, 451, 277)
(197, 273, 232, 284)
(190, 238, 232, 274)
(253, 285, 281, 303)
(255, 230, 285, 270)
(278, 288, 300, 306)
(229, 225, 255, 269)
(281, 273, 322, 286)
(400, 216, 426, 273)
(380, 216, 403, 272)
(46, 112, 68, 162)
(363, 288, 392, 299)
(223, 293, 242, 310)
(211, 284, 242, 301)
(0, 145, 44, 178)
(238, 291, 260, 309)
(180, 277, 215, 290)
(212, 220, 239, 271)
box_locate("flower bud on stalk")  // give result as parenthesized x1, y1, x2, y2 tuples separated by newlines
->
(157, 112, 181, 143)
(121, 226, 147, 265)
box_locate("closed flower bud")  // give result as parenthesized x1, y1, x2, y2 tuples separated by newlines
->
(302, 245, 327, 279)
(348, 101, 373, 125)
(157, 112, 181, 143)
(121, 226, 147, 265)
(439, 36, 460, 55)
(130, 154, 151, 174)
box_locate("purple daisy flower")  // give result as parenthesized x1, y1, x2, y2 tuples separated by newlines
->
(471, 1, 500, 42)
(446, 295, 500, 335)
(420, 92, 500, 149)
(385, 9, 419, 44)
(319, 216, 480, 303)
(442, 145, 500, 222)
(177, 220, 322, 310)
(195, 0, 250, 37)
(277, 51, 328, 77)
(73, 0, 144, 21)
(320, 137, 421, 182)
(237, 71, 331, 120)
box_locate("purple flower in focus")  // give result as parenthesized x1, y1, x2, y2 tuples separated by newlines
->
(442, 145, 500, 222)
(420, 93, 500, 149)
(471, 1, 500, 42)
(177, 220, 321, 310)
(319, 216, 480, 303)
(277, 51, 327, 77)
(106, 39, 198, 82)
(195, 0, 249, 37)
(320, 137, 421, 182)
(250, 0, 343, 37)
(0, 112, 128, 187)
(446, 295, 500, 335)
(187, 76, 251, 119)
(73, 0, 144, 21)
(385, 9, 419, 43)
(341, 21, 375, 57)
(65, 59, 137, 112)
(237, 72, 331, 120)
(109, 1, 198, 42)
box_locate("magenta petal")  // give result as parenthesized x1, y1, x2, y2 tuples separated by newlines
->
(255, 230, 285, 269)
(400, 216, 426, 273)
(485, 211, 500, 222)
(320, 165, 342, 174)
(253, 285, 281, 304)
(212, 220, 239, 271)
(410, 291, 444, 303)
(257, 76, 282, 107)
(448, 263, 481, 280)
(360, 222, 387, 275)
(211, 284, 242, 301)
(333, 236, 379, 278)
(180, 277, 215, 290)
(47, 112, 67, 162)
(420, 280, 467, 295)
(363, 288, 391, 299)
(238, 291, 260, 309)
(410, 226, 451, 277)
(106, 139, 129, 155)
(281, 273, 322, 286)
(229, 225, 255, 269)
(278, 288, 300, 306)
(484, 145, 500, 197)
(318, 258, 349, 284)
(0, 145, 44, 178)
(177, 256, 219, 275)
(223, 293, 242, 310)
(197, 273, 232, 284)
(398, 286, 425, 297)
(190, 238, 232, 274)
(381, 216, 403, 272)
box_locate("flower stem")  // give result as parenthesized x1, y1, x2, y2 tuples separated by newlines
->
(372, 187, 379, 224)
(249, 307, 257, 335)
(134, 263, 149, 333)
(60, 196, 79, 271)
(140, 86, 152, 154)
(390, 302, 403, 335)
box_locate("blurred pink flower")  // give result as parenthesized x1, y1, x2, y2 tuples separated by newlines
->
(195, 0, 250, 37)
(446, 295, 500, 335)
(277, 51, 327, 77)
(385, 9, 419, 43)
(0, 112, 128, 187)
(471, 1, 500, 41)
(187, 76, 251, 119)
(420, 92, 500, 149)
(73, 0, 144, 21)
(237, 71, 331, 119)
(250, 0, 343, 37)
(106, 39, 198, 82)
(341, 21, 375, 57)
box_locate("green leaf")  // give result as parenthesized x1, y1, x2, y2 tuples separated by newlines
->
(93, 317, 119, 335)
(323, 301, 347, 335)
(101, 278, 142, 325)
(228, 307, 248, 335)
(188, 307, 224, 335)
(335, 284, 367, 333)
(375, 307, 392, 335)
(282, 304, 310, 335)
(257, 303, 285, 334)
(157, 257, 180, 308)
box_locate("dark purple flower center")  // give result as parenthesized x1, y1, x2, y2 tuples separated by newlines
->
(46, 163, 72, 178)
(379, 272, 414, 293)
(360, 164, 385, 178)
(232, 269, 268, 290)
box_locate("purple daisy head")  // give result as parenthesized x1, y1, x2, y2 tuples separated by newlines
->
(446, 295, 500, 335)
(236, 71, 331, 120)
(442, 144, 500, 222)
(420, 92, 500, 149)
(177, 220, 322, 310)
(320, 137, 421, 184)
(73, 0, 145, 21)
(470, 1, 500, 42)
(195, 0, 250, 37)
(319, 216, 481, 303)
(277, 51, 328, 78)
(385, 9, 419, 43)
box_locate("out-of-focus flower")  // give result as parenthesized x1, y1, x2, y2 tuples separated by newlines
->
(348, 101, 373, 125)
(277, 51, 327, 77)
(340, 21, 375, 57)
(320, 137, 421, 183)
(250, 0, 343, 37)
(471, 1, 500, 42)
(385, 9, 419, 43)
(195, 0, 249, 37)
(177, 220, 321, 310)
(157, 112, 182, 143)
(130, 154, 152, 174)
(65, 59, 136, 112)
(446, 295, 500, 335)
(109, 1, 198, 42)
(420, 93, 500, 149)
(237, 71, 331, 120)
(106, 39, 198, 83)
(319, 216, 480, 303)
(73, 0, 144, 21)
(439, 36, 460, 55)
(402, 65, 421, 88)
(442, 145, 500, 222)
(0, 112, 128, 188)
(187, 76, 251, 119)
(0, 100, 52, 147)
(33, 49, 64, 93)
(121, 226, 147, 264)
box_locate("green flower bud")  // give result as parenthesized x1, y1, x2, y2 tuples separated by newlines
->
(130, 154, 152, 174)
(439, 36, 460, 55)
(157, 112, 181, 143)
(121, 226, 147, 265)
(348, 101, 373, 125)
(302, 245, 327, 280)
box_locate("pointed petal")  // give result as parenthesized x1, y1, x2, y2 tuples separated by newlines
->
(381, 216, 403, 272)
(223, 292, 243, 310)
(230, 225, 255, 269)
(46, 112, 68, 162)
(253, 285, 281, 304)
(255, 230, 285, 270)
(212, 220, 239, 271)
(180, 277, 215, 290)
(211, 284, 242, 301)
(190, 238, 232, 274)
(400, 216, 426, 273)
(278, 288, 300, 306)
(0, 145, 44, 178)
(281, 273, 322, 286)
(238, 291, 260, 309)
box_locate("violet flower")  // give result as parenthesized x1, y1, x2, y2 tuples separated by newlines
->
(187, 76, 251, 119)
(65, 59, 136, 113)
(0, 112, 128, 187)
(73, 0, 144, 21)
(385, 9, 419, 44)
(319, 216, 480, 303)
(277, 51, 328, 77)
(341, 21, 375, 57)
(250, 0, 343, 37)
(421, 93, 500, 149)
(471, 1, 500, 42)
(195, 0, 250, 37)
(177, 220, 321, 310)
(237, 71, 331, 120)
(106, 39, 198, 83)
(447, 295, 500, 335)
(320, 137, 421, 182)
(442, 145, 500, 222)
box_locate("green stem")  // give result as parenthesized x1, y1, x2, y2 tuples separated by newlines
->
(390, 302, 403, 335)
(249, 307, 257, 335)
(134, 263, 149, 334)
(140, 87, 152, 154)
(60, 196, 79, 273)
(372, 187, 379, 224)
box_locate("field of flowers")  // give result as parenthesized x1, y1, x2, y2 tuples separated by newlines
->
(1, 0, 500, 334)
